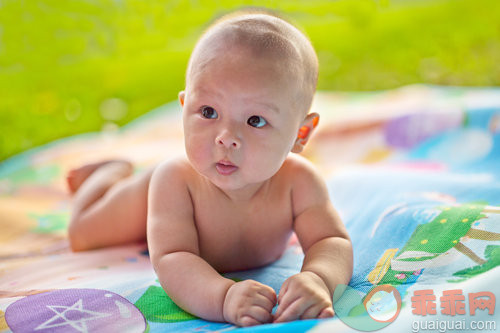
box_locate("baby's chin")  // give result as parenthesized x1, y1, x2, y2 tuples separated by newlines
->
(208, 171, 270, 193)
(207, 173, 249, 192)
(192, 161, 273, 193)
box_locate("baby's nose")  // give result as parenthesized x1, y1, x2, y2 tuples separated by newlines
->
(215, 130, 241, 149)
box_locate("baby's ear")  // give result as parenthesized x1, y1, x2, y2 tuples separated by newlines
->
(292, 113, 319, 153)
(178, 91, 185, 107)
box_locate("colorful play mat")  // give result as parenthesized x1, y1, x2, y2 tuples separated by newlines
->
(1, 84, 499, 332)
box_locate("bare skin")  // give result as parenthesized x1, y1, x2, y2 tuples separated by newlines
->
(67, 13, 353, 328)
(66, 160, 129, 194)
(67, 161, 152, 251)
(67, 155, 349, 325)
(147, 155, 352, 325)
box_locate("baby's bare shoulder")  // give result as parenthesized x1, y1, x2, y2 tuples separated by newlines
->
(154, 156, 194, 176)
(282, 155, 329, 215)
(280, 155, 323, 183)
(150, 156, 196, 188)
(148, 157, 196, 220)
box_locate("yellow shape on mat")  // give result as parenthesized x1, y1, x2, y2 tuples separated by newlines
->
(360, 148, 392, 164)
(0, 310, 9, 330)
(368, 248, 399, 285)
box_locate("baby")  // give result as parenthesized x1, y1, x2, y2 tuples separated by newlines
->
(66, 10, 353, 327)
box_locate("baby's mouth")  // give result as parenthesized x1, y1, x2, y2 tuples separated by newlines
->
(216, 160, 238, 175)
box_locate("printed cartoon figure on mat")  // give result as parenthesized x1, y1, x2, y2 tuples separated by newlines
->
(65, 9, 353, 327)
(367, 199, 500, 290)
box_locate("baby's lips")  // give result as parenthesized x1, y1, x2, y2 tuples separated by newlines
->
(217, 159, 235, 167)
(215, 162, 238, 175)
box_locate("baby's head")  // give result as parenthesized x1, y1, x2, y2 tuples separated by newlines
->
(185, 10, 318, 117)
(179, 10, 320, 191)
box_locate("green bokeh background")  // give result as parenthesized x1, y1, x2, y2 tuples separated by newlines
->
(1, 0, 499, 161)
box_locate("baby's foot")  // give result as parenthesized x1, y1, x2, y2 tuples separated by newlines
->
(66, 160, 133, 194)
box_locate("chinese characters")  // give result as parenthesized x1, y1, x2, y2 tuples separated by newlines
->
(411, 289, 495, 316)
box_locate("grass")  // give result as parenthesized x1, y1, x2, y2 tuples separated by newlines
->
(0, 0, 499, 161)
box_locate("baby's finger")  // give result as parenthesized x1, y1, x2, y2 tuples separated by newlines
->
(318, 306, 335, 318)
(300, 304, 322, 320)
(239, 315, 261, 327)
(254, 293, 276, 312)
(274, 290, 300, 318)
(277, 280, 290, 305)
(247, 305, 273, 324)
(274, 298, 311, 323)
(257, 284, 277, 305)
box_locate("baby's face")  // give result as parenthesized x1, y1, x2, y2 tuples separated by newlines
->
(181, 47, 304, 192)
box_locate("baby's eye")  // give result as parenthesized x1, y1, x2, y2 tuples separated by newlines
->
(247, 115, 267, 128)
(201, 106, 218, 119)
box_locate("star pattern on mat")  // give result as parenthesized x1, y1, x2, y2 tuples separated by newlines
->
(35, 299, 111, 332)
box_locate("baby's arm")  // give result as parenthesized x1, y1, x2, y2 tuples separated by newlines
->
(147, 160, 276, 326)
(274, 158, 353, 322)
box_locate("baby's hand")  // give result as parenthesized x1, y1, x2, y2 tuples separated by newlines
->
(223, 279, 277, 326)
(274, 271, 334, 323)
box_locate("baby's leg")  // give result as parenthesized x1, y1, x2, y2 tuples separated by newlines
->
(67, 160, 154, 251)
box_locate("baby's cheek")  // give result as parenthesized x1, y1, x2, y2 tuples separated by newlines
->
(191, 143, 210, 164)
(185, 136, 209, 167)
(247, 150, 281, 180)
